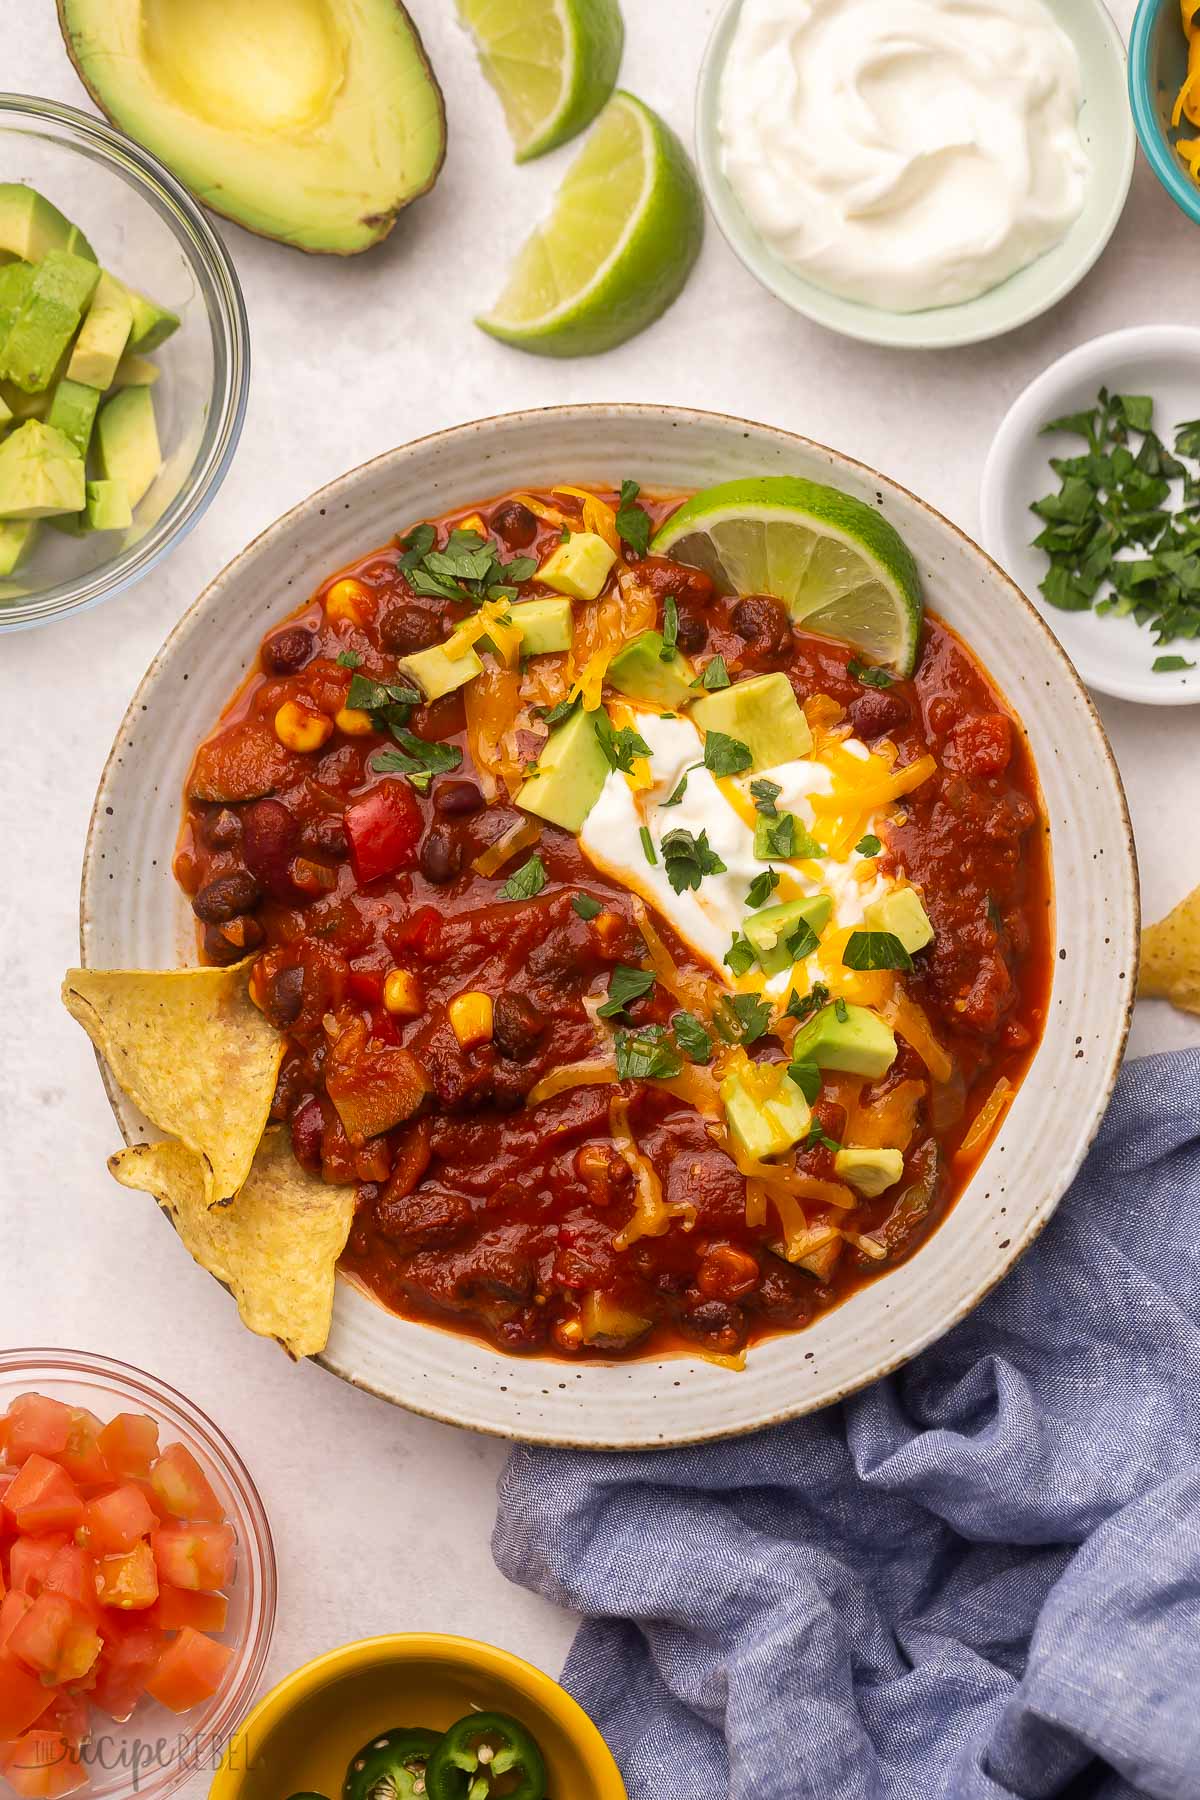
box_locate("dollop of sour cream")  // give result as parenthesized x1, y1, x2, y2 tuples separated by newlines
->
(718, 0, 1090, 312)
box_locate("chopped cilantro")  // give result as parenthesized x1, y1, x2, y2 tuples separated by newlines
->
(834, 996, 849, 1023)
(370, 727, 463, 791)
(702, 730, 753, 777)
(597, 964, 656, 1020)
(537, 693, 581, 730)
(754, 812, 824, 861)
(786, 982, 829, 1024)
(661, 596, 679, 660)
(804, 1120, 842, 1154)
(397, 522, 436, 570)
(661, 827, 726, 894)
(695, 655, 731, 691)
(572, 893, 603, 920)
(614, 1024, 682, 1082)
(716, 992, 773, 1045)
(724, 932, 757, 978)
(1153, 654, 1196, 672)
(662, 770, 692, 808)
(855, 834, 883, 857)
(786, 920, 821, 961)
(672, 1010, 714, 1064)
(786, 1061, 821, 1103)
(750, 778, 782, 817)
(842, 930, 913, 972)
(746, 868, 780, 908)
(615, 479, 652, 558)
(848, 659, 893, 689)
(497, 855, 548, 902)
(396, 520, 535, 608)
(336, 650, 362, 669)
(639, 825, 658, 866)
(595, 711, 652, 774)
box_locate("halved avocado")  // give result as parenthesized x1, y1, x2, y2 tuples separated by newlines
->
(56, 0, 447, 256)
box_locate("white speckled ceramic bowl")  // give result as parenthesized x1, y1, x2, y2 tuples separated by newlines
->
(80, 406, 1138, 1448)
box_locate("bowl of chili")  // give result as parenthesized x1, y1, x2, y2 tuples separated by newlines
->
(207, 1634, 625, 1800)
(79, 405, 1138, 1448)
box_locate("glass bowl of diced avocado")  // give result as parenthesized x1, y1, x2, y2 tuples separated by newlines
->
(0, 95, 249, 631)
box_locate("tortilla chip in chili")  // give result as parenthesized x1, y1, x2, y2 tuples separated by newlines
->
(1141, 883, 1200, 1013)
(110, 1130, 354, 1359)
(61, 962, 283, 1204)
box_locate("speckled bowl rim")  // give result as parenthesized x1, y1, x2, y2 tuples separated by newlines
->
(80, 404, 1138, 1448)
(1128, 0, 1200, 229)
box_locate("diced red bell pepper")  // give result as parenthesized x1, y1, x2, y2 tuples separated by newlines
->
(150, 1526, 235, 1594)
(89, 1622, 160, 1723)
(7, 1540, 68, 1600)
(0, 1730, 87, 1799)
(4, 1461, 83, 1537)
(78, 1486, 157, 1556)
(344, 781, 422, 885)
(148, 1446, 223, 1525)
(4, 1399, 73, 1467)
(0, 1649, 48, 1739)
(95, 1415, 159, 1481)
(94, 1543, 157, 1612)
(144, 1629, 232, 1714)
(147, 1587, 228, 1635)
(8, 1594, 101, 1686)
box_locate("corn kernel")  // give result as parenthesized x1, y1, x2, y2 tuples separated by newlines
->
(335, 706, 375, 737)
(383, 969, 423, 1017)
(448, 990, 494, 1048)
(274, 700, 333, 754)
(324, 578, 368, 626)
(458, 513, 487, 537)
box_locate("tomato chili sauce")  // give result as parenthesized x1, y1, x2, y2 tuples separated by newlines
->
(174, 487, 1052, 1365)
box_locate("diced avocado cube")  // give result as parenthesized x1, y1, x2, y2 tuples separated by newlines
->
(0, 518, 37, 577)
(0, 263, 33, 340)
(46, 377, 102, 458)
(720, 1062, 812, 1161)
(789, 1002, 897, 1079)
(123, 285, 181, 353)
(864, 887, 934, 954)
(517, 706, 609, 834)
(744, 894, 832, 975)
(49, 478, 133, 537)
(579, 1291, 652, 1348)
(65, 223, 97, 264)
(96, 385, 161, 508)
(511, 595, 573, 656)
(0, 420, 85, 518)
(534, 531, 617, 602)
(753, 811, 823, 862)
(834, 1146, 905, 1198)
(1, 252, 100, 393)
(0, 377, 52, 422)
(110, 352, 161, 390)
(691, 672, 812, 771)
(397, 640, 484, 701)
(0, 390, 10, 430)
(607, 629, 694, 709)
(67, 270, 133, 390)
(0, 185, 85, 264)
(32, 250, 101, 314)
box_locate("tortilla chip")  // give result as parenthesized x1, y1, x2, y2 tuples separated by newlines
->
(1141, 883, 1200, 1013)
(110, 1131, 354, 1359)
(62, 962, 284, 1205)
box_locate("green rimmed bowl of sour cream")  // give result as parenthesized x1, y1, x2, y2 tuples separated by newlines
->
(695, 0, 1135, 350)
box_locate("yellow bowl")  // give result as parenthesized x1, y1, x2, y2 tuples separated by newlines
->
(209, 1633, 627, 1800)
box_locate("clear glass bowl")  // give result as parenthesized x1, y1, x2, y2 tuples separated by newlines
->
(0, 95, 249, 632)
(0, 1348, 276, 1800)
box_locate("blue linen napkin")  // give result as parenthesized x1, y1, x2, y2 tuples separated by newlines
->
(493, 1050, 1200, 1799)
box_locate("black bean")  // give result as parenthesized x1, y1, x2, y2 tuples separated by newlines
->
(493, 993, 547, 1062)
(419, 827, 463, 886)
(191, 869, 261, 923)
(731, 595, 792, 661)
(379, 606, 442, 655)
(201, 922, 248, 966)
(261, 627, 315, 676)
(263, 964, 305, 1031)
(434, 780, 484, 818)
(491, 501, 537, 549)
(298, 816, 348, 859)
(674, 610, 708, 654)
(200, 807, 241, 850)
(848, 688, 910, 738)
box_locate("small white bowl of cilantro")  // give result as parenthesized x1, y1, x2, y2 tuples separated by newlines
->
(981, 325, 1200, 705)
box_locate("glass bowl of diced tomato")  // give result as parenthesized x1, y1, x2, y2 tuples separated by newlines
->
(0, 1350, 276, 1800)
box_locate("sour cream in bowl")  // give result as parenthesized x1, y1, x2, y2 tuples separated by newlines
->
(696, 0, 1134, 347)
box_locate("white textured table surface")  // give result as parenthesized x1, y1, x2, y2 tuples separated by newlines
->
(2, 0, 1198, 1784)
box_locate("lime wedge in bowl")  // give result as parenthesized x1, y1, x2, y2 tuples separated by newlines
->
(477, 91, 703, 357)
(652, 477, 924, 676)
(457, 0, 624, 161)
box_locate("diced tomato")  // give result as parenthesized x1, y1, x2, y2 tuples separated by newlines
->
(347, 964, 386, 1005)
(4, 1462, 83, 1537)
(0, 1650, 48, 1739)
(78, 1486, 157, 1556)
(145, 1629, 232, 1714)
(0, 1731, 87, 1799)
(0, 1421, 10, 1464)
(4, 1399, 73, 1468)
(40, 1551, 99, 1625)
(385, 904, 443, 961)
(0, 1596, 33, 1652)
(945, 711, 1013, 776)
(94, 1544, 157, 1612)
(148, 1447, 223, 1525)
(8, 1594, 101, 1686)
(7, 1540, 68, 1600)
(57, 1414, 110, 1491)
(344, 781, 422, 885)
(34, 1693, 90, 1756)
(89, 1623, 160, 1723)
(150, 1526, 235, 1593)
(147, 1587, 227, 1635)
(95, 1415, 159, 1481)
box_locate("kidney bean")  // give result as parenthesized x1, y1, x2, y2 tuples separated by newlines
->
(490, 500, 537, 548)
(731, 595, 793, 663)
(379, 605, 442, 655)
(241, 797, 298, 898)
(435, 780, 484, 818)
(289, 1095, 325, 1172)
(200, 807, 241, 850)
(261, 626, 315, 675)
(493, 993, 547, 1062)
(849, 687, 910, 739)
(191, 869, 261, 924)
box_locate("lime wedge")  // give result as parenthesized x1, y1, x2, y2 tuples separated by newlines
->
(457, 0, 624, 161)
(651, 478, 924, 676)
(477, 91, 704, 358)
